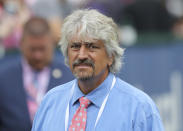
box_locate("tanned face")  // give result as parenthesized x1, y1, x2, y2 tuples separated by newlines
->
(67, 35, 113, 81)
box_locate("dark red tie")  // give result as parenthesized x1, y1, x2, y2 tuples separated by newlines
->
(69, 97, 91, 131)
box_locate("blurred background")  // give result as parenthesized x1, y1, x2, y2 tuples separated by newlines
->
(0, 0, 182, 130)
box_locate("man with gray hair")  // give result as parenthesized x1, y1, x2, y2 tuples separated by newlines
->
(32, 9, 164, 131)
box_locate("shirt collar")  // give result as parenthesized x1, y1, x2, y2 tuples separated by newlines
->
(71, 73, 114, 108)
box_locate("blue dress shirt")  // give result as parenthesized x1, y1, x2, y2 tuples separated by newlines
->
(32, 73, 164, 131)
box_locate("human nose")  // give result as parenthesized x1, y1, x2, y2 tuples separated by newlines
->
(78, 45, 89, 59)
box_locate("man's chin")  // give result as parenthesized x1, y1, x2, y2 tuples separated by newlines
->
(74, 72, 94, 81)
(78, 76, 93, 81)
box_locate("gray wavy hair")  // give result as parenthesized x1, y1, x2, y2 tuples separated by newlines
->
(59, 9, 124, 73)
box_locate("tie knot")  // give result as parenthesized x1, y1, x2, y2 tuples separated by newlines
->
(79, 97, 91, 108)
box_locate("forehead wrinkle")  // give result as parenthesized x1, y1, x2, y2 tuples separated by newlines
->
(70, 35, 98, 44)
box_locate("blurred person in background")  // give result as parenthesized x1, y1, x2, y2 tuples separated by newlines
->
(0, 0, 31, 49)
(32, 9, 164, 131)
(0, 16, 74, 131)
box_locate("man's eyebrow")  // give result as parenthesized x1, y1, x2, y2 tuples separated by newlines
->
(70, 42, 95, 45)
(84, 42, 94, 44)
(70, 42, 81, 45)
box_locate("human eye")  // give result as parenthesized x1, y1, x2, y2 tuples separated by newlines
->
(70, 43, 81, 50)
(86, 43, 100, 50)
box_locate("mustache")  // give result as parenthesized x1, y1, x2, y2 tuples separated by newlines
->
(72, 59, 94, 69)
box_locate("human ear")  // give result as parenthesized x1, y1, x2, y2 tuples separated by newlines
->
(108, 55, 114, 67)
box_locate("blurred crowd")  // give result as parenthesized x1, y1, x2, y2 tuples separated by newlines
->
(0, 0, 68, 51)
(1, 0, 183, 55)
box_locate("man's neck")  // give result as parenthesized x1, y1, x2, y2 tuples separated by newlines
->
(78, 70, 109, 94)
